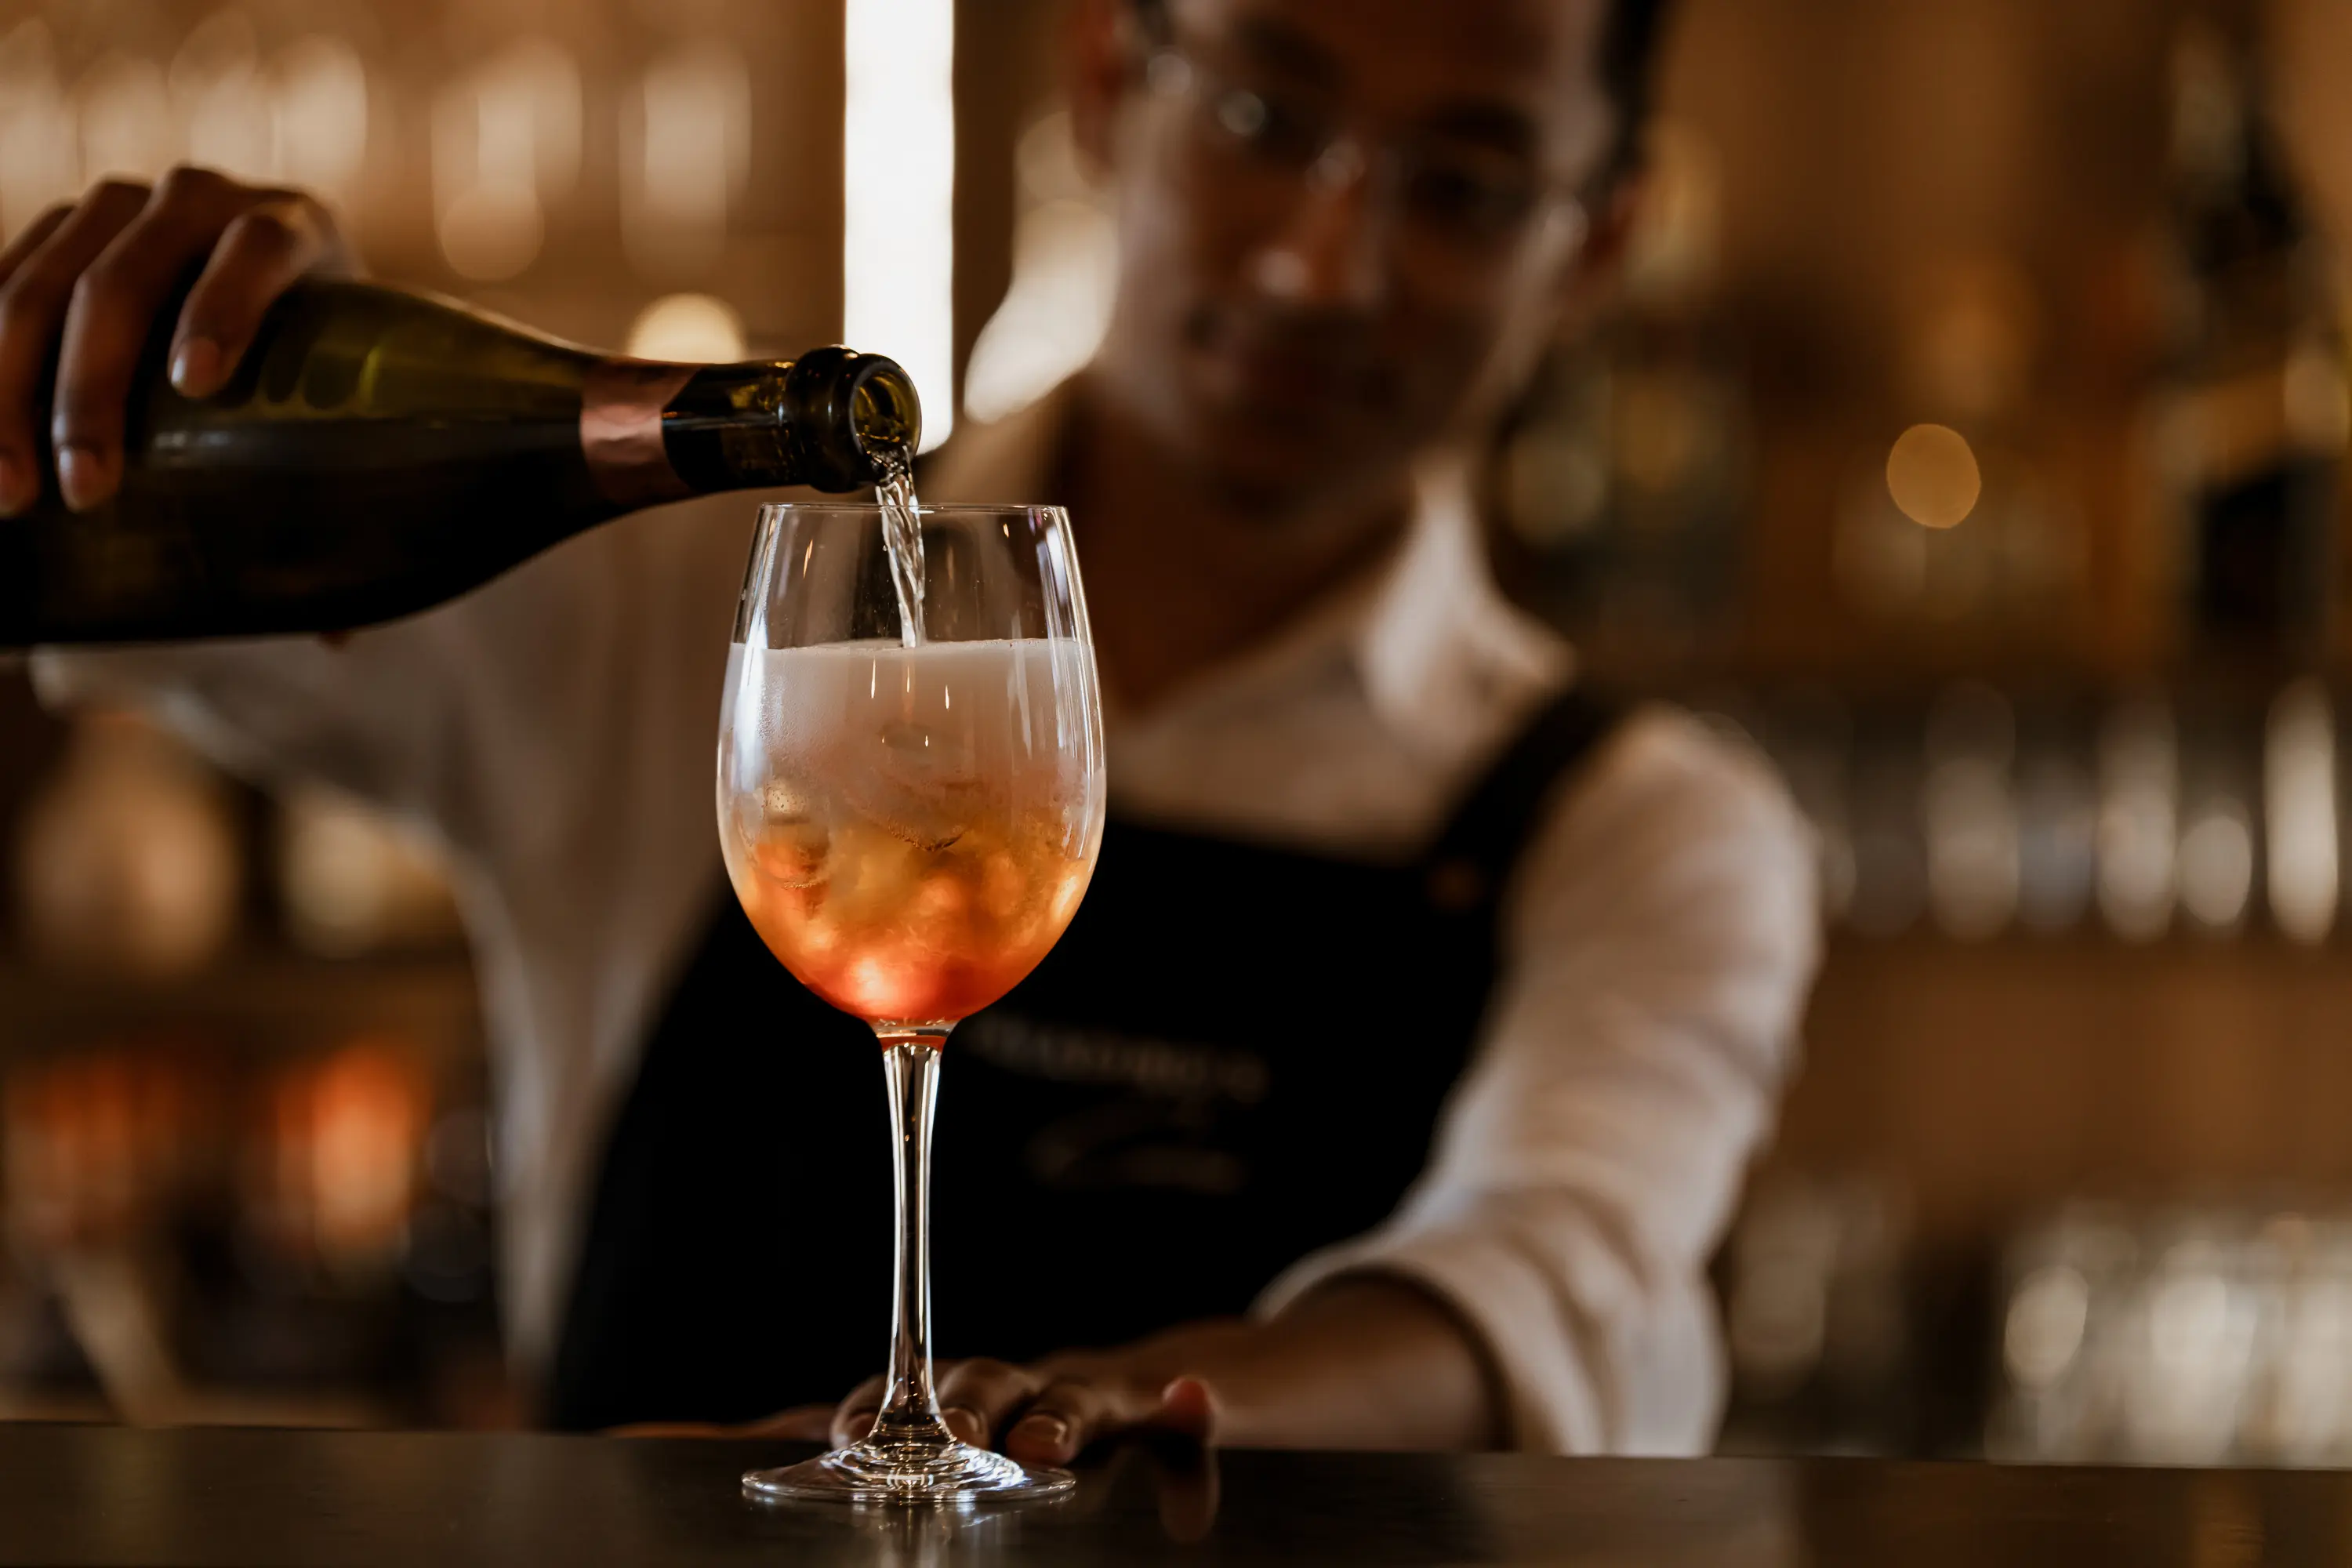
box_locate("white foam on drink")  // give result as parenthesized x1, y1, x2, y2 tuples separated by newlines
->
(720, 637, 1102, 857)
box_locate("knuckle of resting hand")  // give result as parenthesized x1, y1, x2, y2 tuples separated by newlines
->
(942, 1358, 1017, 1391)
(224, 206, 300, 255)
(1040, 1374, 1106, 1409)
(153, 165, 232, 206)
(89, 178, 154, 212)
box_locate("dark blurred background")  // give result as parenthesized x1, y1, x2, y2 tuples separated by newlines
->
(5, 0, 2352, 1463)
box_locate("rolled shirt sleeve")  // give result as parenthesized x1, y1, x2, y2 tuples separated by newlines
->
(1255, 707, 1821, 1454)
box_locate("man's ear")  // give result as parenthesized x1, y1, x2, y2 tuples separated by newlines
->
(1067, 0, 1141, 180)
(1557, 170, 1646, 323)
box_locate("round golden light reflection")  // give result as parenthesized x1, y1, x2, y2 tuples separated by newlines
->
(1886, 423, 1982, 530)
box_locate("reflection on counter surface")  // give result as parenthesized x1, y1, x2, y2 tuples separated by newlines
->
(17, 1425, 2352, 1566)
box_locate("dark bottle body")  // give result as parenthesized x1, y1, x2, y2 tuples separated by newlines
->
(1, 279, 918, 645)
(2160, 16, 2341, 662)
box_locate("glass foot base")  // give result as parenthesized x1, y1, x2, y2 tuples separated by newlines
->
(743, 1439, 1074, 1506)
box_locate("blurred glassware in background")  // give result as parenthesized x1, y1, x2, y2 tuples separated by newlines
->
(276, 788, 463, 961)
(77, 53, 172, 183)
(2097, 696, 2182, 942)
(1845, 720, 1928, 940)
(0, 2, 828, 427)
(2263, 677, 2338, 940)
(1994, 1200, 2352, 1468)
(0, 20, 84, 235)
(1922, 682, 2020, 939)
(2176, 709, 2259, 936)
(2013, 708, 2099, 934)
(1748, 677, 2352, 946)
(432, 37, 581, 283)
(13, 713, 242, 978)
(0, 13, 373, 233)
(620, 37, 750, 281)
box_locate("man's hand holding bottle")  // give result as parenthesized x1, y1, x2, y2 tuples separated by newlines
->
(0, 167, 350, 516)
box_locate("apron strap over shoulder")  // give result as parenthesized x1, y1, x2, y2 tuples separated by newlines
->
(1420, 689, 1627, 911)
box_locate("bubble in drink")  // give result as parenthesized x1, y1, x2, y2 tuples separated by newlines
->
(717, 639, 1102, 1026)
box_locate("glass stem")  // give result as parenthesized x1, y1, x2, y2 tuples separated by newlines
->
(868, 1029, 953, 1452)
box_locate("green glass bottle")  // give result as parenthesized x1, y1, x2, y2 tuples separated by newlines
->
(0, 279, 920, 644)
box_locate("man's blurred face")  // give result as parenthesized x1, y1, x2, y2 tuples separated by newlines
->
(1092, 0, 1621, 512)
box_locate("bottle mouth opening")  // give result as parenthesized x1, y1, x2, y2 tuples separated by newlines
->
(778, 347, 924, 492)
(849, 365, 922, 472)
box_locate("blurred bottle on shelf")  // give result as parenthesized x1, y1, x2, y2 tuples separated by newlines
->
(11, 712, 242, 978)
(2147, 10, 2347, 666)
(1496, 122, 1751, 670)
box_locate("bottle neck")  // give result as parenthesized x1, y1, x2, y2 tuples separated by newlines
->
(577, 360, 808, 509)
(661, 363, 804, 494)
(579, 351, 915, 508)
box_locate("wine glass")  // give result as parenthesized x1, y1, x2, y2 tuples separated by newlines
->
(718, 502, 1105, 1504)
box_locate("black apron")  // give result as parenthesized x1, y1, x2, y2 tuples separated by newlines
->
(546, 691, 1622, 1429)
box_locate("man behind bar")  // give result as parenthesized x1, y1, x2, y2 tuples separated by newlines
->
(8, 0, 1817, 1459)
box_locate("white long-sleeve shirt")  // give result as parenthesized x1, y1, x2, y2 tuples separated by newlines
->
(34, 382, 1818, 1453)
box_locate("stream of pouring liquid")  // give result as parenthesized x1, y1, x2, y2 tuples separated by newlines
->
(877, 458, 926, 648)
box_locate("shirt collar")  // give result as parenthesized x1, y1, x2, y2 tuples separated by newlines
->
(922, 379, 1573, 753)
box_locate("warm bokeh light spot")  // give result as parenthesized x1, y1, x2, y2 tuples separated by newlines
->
(1886, 423, 1982, 529)
(625, 293, 746, 363)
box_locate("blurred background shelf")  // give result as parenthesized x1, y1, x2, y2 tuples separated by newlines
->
(1783, 933, 2352, 1240)
(0, 954, 481, 1060)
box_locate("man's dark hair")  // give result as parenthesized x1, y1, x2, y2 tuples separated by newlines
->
(1129, 0, 1679, 181)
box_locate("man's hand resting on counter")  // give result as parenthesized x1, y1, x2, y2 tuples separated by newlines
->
(619, 1276, 1505, 1462)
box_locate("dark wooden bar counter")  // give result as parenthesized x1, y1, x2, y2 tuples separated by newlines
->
(0, 1425, 2333, 1565)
